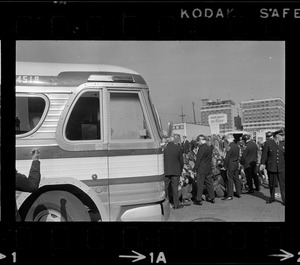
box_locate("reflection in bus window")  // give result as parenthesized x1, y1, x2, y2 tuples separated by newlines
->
(16, 96, 46, 135)
(66, 91, 101, 141)
(110, 92, 151, 140)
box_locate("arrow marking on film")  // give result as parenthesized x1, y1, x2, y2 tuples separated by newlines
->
(0, 253, 6, 260)
(269, 249, 294, 261)
(119, 250, 146, 262)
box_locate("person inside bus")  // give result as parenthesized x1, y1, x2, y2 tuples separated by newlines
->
(16, 148, 41, 192)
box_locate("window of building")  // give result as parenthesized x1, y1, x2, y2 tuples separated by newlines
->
(65, 91, 101, 141)
(109, 92, 151, 140)
(16, 95, 47, 135)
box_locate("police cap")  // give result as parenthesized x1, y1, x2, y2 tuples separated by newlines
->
(266, 131, 273, 138)
(273, 128, 285, 136)
(196, 134, 206, 141)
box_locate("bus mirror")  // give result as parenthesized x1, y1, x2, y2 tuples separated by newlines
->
(167, 121, 173, 137)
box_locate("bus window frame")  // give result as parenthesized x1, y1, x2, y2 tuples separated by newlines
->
(63, 88, 104, 143)
(107, 89, 154, 143)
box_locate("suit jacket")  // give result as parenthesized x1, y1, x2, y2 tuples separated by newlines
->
(164, 142, 184, 176)
(224, 142, 240, 171)
(182, 140, 190, 154)
(16, 160, 41, 192)
(261, 139, 285, 173)
(193, 143, 213, 175)
(190, 140, 197, 151)
(240, 140, 258, 168)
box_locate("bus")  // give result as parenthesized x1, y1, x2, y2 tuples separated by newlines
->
(15, 62, 170, 222)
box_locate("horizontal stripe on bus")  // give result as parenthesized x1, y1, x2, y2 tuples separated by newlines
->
(82, 174, 164, 186)
(16, 146, 163, 160)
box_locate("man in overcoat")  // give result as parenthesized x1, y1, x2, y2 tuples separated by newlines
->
(182, 135, 190, 154)
(260, 128, 285, 205)
(164, 135, 184, 209)
(240, 134, 259, 193)
(223, 134, 241, 200)
(193, 135, 215, 205)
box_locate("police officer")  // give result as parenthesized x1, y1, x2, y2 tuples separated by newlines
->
(265, 131, 273, 142)
(222, 134, 242, 200)
(193, 135, 215, 205)
(260, 131, 273, 185)
(240, 134, 260, 193)
(260, 128, 285, 205)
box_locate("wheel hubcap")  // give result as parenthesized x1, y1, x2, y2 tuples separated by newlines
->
(35, 209, 66, 222)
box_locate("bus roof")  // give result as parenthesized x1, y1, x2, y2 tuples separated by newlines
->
(16, 62, 146, 86)
(17, 62, 140, 76)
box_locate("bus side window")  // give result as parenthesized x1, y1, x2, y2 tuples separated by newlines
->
(66, 91, 101, 141)
(16, 96, 46, 135)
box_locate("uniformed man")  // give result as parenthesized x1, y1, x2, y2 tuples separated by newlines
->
(240, 134, 259, 193)
(193, 135, 215, 205)
(260, 131, 273, 185)
(222, 134, 242, 200)
(260, 128, 285, 205)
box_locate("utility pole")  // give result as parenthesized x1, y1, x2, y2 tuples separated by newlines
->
(192, 101, 197, 124)
(180, 105, 185, 123)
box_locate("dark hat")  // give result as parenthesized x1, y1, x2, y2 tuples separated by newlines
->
(242, 134, 251, 142)
(196, 134, 206, 141)
(173, 134, 181, 144)
(266, 131, 273, 138)
(273, 128, 285, 136)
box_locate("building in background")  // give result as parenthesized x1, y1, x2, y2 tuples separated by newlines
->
(200, 99, 238, 134)
(240, 98, 285, 132)
(234, 115, 242, 130)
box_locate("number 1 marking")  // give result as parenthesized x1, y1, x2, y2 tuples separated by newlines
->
(12, 252, 16, 263)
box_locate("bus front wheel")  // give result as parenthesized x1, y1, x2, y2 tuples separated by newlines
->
(25, 191, 91, 222)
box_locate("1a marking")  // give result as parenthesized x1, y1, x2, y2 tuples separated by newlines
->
(119, 251, 166, 263)
(150, 252, 166, 263)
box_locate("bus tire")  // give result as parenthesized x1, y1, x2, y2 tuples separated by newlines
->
(25, 191, 91, 222)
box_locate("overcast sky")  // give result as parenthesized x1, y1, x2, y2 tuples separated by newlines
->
(16, 41, 285, 128)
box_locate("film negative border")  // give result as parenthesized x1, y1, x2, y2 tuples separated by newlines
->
(0, 1, 300, 265)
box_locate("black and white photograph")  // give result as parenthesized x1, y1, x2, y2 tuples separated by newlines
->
(0, 40, 1, 222)
(15, 41, 285, 222)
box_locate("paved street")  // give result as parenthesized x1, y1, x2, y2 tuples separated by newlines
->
(168, 184, 285, 222)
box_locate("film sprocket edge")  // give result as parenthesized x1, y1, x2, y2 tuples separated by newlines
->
(0, 1, 299, 265)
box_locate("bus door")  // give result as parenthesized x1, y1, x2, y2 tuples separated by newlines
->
(105, 88, 157, 219)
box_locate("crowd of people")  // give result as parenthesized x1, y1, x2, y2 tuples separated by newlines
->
(163, 128, 285, 209)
